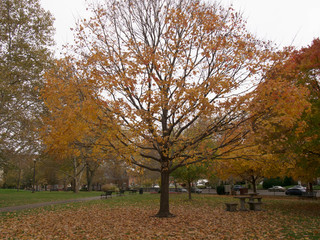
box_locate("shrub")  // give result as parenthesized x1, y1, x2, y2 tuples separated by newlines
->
(101, 184, 119, 192)
(262, 178, 283, 189)
(262, 177, 297, 189)
(283, 176, 297, 186)
(216, 185, 225, 195)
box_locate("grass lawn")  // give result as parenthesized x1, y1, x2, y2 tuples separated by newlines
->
(0, 189, 101, 208)
(0, 193, 319, 239)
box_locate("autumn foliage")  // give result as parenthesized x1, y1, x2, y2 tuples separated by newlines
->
(250, 40, 320, 183)
(42, 0, 286, 217)
(42, 57, 109, 159)
(215, 39, 320, 186)
(280, 39, 320, 182)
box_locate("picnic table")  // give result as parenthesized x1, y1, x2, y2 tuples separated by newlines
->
(244, 193, 261, 201)
(234, 195, 263, 211)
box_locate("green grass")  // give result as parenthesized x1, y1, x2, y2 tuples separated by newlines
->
(313, 185, 320, 190)
(0, 189, 101, 208)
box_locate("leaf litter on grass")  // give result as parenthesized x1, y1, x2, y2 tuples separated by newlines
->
(0, 196, 319, 239)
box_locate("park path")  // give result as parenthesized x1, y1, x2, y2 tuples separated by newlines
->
(0, 196, 101, 213)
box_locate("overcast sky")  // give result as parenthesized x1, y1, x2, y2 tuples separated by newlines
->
(40, 0, 320, 55)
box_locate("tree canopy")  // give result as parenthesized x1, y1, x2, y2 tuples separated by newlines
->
(0, 0, 54, 186)
(215, 39, 319, 187)
(42, 0, 283, 217)
(279, 39, 320, 182)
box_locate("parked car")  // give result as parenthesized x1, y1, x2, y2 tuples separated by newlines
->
(268, 186, 286, 192)
(191, 188, 202, 193)
(285, 185, 306, 195)
(177, 188, 188, 193)
(233, 185, 243, 191)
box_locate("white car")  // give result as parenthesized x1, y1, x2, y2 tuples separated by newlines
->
(268, 186, 286, 192)
(177, 188, 188, 192)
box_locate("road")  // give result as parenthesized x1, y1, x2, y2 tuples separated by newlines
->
(201, 189, 319, 197)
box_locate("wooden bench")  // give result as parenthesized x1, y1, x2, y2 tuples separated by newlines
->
(225, 203, 238, 212)
(101, 191, 113, 199)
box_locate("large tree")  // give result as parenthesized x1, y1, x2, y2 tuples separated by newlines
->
(271, 39, 320, 186)
(43, 0, 280, 217)
(0, 0, 54, 180)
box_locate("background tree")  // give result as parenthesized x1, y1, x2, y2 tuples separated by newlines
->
(85, 159, 100, 191)
(171, 162, 208, 199)
(247, 41, 320, 188)
(0, 0, 54, 187)
(43, 0, 280, 217)
(274, 39, 320, 188)
(41, 57, 115, 192)
(215, 154, 266, 193)
(130, 168, 160, 188)
(214, 48, 313, 190)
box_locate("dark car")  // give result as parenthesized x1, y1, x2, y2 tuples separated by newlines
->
(285, 185, 306, 195)
(233, 185, 243, 191)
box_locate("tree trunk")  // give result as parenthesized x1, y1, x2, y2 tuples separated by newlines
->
(71, 157, 84, 193)
(73, 177, 79, 193)
(87, 177, 93, 191)
(86, 164, 94, 192)
(73, 160, 79, 193)
(187, 180, 192, 200)
(251, 175, 257, 193)
(17, 168, 21, 192)
(63, 178, 67, 191)
(174, 179, 178, 192)
(155, 170, 174, 218)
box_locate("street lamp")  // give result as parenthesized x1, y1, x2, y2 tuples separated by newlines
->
(32, 159, 36, 193)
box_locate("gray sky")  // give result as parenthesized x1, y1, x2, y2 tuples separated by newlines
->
(40, 0, 320, 55)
